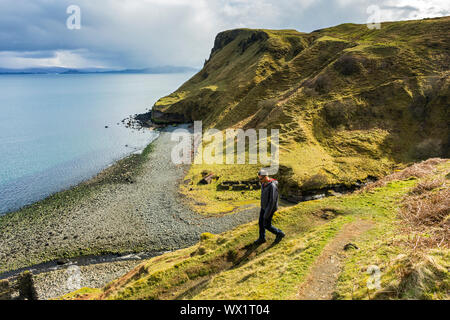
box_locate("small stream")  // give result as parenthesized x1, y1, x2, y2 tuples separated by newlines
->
(281, 176, 378, 203)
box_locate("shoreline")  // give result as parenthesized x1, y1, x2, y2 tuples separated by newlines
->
(0, 124, 259, 299)
(0, 129, 160, 217)
(0, 127, 162, 272)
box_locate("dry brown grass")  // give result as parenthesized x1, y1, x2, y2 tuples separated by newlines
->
(409, 177, 446, 195)
(373, 251, 449, 300)
(363, 158, 449, 250)
(371, 160, 449, 299)
(399, 186, 449, 250)
(390, 159, 450, 250)
(360, 158, 447, 192)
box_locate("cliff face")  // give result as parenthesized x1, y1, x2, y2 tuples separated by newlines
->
(151, 28, 308, 126)
(149, 17, 449, 202)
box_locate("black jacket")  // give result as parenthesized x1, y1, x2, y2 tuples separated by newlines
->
(261, 179, 279, 219)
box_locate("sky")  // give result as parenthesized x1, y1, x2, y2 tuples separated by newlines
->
(0, 0, 448, 69)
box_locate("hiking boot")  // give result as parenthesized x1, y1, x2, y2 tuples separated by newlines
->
(252, 238, 266, 246)
(274, 232, 285, 244)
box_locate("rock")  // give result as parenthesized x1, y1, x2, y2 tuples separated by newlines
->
(220, 179, 259, 191)
(318, 210, 336, 220)
(199, 173, 216, 185)
(343, 243, 359, 251)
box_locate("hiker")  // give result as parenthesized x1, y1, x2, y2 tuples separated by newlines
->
(253, 169, 285, 245)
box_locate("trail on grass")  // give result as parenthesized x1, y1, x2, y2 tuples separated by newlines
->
(297, 220, 374, 300)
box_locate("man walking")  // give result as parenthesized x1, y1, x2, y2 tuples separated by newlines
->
(253, 169, 285, 245)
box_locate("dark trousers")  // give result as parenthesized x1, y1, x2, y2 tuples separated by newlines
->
(259, 208, 283, 240)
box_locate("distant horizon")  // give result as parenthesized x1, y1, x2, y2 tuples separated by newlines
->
(0, 65, 199, 74)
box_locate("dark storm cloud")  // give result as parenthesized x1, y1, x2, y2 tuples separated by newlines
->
(0, 0, 448, 69)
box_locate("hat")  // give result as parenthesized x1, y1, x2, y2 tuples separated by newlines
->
(258, 169, 269, 176)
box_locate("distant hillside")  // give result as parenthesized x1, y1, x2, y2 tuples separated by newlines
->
(0, 66, 198, 75)
(143, 17, 449, 209)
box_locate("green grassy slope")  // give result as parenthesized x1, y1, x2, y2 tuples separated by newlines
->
(62, 159, 449, 300)
(60, 18, 450, 301)
(148, 17, 449, 211)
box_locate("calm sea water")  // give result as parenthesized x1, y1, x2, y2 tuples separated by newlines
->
(0, 73, 194, 215)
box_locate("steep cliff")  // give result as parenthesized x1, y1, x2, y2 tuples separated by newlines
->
(146, 17, 449, 210)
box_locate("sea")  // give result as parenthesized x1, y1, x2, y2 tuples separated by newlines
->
(0, 72, 194, 215)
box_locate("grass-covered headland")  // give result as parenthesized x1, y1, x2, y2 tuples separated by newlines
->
(145, 16, 449, 213)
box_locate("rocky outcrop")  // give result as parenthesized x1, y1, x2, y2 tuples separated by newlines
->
(217, 179, 261, 191)
(281, 176, 377, 203)
(151, 109, 187, 124)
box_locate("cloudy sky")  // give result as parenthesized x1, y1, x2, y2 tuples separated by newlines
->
(1, 0, 448, 69)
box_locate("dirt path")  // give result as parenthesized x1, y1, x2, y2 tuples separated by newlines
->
(297, 220, 374, 300)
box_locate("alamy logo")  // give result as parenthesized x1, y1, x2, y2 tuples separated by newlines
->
(366, 265, 381, 290)
(66, 5, 81, 30)
(171, 121, 279, 174)
(366, 5, 381, 29)
(66, 265, 81, 291)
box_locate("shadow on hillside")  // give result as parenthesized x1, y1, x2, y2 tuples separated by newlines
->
(172, 241, 282, 299)
(230, 240, 281, 270)
(174, 277, 212, 300)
